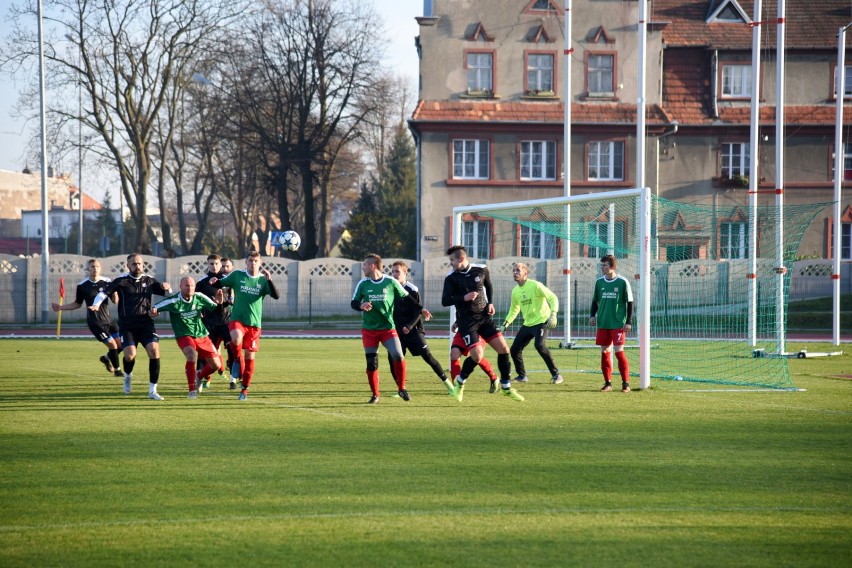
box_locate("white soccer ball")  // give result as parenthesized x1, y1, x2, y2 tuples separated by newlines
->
(278, 230, 301, 252)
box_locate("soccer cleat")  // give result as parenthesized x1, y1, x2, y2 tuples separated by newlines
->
(502, 387, 525, 402)
(398, 389, 411, 402)
(188, 390, 198, 399)
(621, 383, 631, 393)
(114, 370, 124, 377)
(201, 379, 210, 391)
(452, 381, 465, 402)
(123, 374, 132, 394)
(99, 355, 112, 373)
(443, 379, 455, 395)
(515, 375, 529, 383)
(551, 374, 564, 385)
(229, 380, 237, 390)
(148, 392, 164, 401)
(368, 395, 380, 404)
(238, 390, 248, 401)
(600, 383, 613, 392)
(489, 380, 498, 394)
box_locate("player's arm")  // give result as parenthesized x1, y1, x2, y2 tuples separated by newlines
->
(52, 301, 82, 311)
(90, 279, 119, 310)
(440, 276, 460, 307)
(502, 289, 520, 329)
(151, 279, 171, 296)
(351, 283, 366, 311)
(261, 269, 280, 300)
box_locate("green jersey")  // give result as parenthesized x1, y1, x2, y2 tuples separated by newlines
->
(504, 279, 558, 327)
(154, 292, 217, 338)
(592, 273, 633, 329)
(352, 276, 408, 331)
(219, 270, 272, 328)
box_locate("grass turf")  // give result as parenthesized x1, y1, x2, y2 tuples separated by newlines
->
(0, 338, 849, 567)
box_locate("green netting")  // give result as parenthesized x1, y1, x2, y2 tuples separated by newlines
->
(462, 194, 831, 389)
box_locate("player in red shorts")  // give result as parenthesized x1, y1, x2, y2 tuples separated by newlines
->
(450, 321, 498, 393)
(590, 254, 634, 392)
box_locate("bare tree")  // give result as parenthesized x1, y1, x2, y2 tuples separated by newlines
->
(0, 0, 244, 253)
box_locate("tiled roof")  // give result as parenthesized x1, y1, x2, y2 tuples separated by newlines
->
(411, 100, 672, 125)
(655, 0, 852, 49)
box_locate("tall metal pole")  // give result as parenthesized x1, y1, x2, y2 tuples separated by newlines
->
(37, 0, 50, 324)
(833, 26, 850, 346)
(77, 77, 83, 255)
(748, 0, 763, 347)
(562, 0, 572, 346)
(775, 0, 786, 355)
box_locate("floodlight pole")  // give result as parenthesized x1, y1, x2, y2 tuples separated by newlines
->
(747, 0, 763, 347)
(775, 0, 786, 355)
(833, 24, 851, 346)
(562, 0, 573, 346)
(37, 0, 50, 324)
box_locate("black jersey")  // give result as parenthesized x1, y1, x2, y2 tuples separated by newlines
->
(103, 273, 169, 327)
(75, 277, 113, 326)
(441, 263, 493, 317)
(196, 272, 231, 326)
(394, 281, 424, 334)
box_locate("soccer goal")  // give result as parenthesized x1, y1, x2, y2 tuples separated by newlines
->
(451, 188, 829, 390)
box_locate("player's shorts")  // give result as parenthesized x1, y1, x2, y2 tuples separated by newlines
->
(361, 328, 398, 349)
(451, 331, 485, 356)
(397, 329, 429, 356)
(228, 321, 261, 352)
(119, 319, 159, 347)
(457, 317, 501, 347)
(596, 328, 626, 347)
(176, 335, 219, 360)
(205, 323, 231, 346)
(88, 320, 120, 344)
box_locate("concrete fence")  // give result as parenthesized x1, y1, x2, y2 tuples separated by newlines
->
(0, 254, 848, 325)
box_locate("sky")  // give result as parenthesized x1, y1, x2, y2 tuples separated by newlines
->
(0, 0, 422, 203)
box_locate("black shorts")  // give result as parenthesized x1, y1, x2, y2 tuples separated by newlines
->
(457, 316, 501, 347)
(87, 320, 119, 344)
(205, 323, 231, 345)
(119, 319, 160, 348)
(397, 329, 430, 357)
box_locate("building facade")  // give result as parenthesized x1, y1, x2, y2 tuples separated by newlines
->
(409, 0, 852, 263)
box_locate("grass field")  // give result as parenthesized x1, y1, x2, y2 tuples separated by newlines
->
(0, 338, 850, 567)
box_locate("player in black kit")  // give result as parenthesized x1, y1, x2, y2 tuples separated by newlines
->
(51, 258, 123, 377)
(91, 253, 172, 400)
(195, 254, 234, 389)
(387, 261, 454, 396)
(441, 245, 524, 402)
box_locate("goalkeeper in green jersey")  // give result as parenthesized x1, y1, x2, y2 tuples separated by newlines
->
(501, 262, 563, 385)
(590, 254, 634, 392)
(151, 276, 224, 398)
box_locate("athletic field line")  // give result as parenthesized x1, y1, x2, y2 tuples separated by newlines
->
(1, 505, 847, 533)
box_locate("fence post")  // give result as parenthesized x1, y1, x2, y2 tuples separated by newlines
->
(308, 278, 313, 325)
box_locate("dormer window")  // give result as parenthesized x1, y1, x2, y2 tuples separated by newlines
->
(706, 0, 751, 24)
(524, 0, 560, 14)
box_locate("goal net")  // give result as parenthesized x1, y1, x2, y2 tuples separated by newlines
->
(452, 189, 829, 390)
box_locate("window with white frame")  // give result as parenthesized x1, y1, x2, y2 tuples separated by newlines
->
(834, 65, 852, 98)
(841, 222, 851, 260)
(587, 54, 614, 95)
(462, 219, 492, 259)
(721, 142, 750, 178)
(720, 222, 748, 259)
(586, 221, 625, 258)
(588, 141, 624, 181)
(519, 224, 559, 259)
(453, 139, 489, 179)
(527, 53, 554, 93)
(520, 140, 557, 180)
(721, 64, 752, 97)
(467, 52, 493, 93)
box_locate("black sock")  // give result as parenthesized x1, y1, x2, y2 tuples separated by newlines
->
(149, 358, 160, 384)
(497, 353, 511, 381)
(107, 349, 120, 370)
(124, 357, 135, 375)
(460, 357, 478, 381)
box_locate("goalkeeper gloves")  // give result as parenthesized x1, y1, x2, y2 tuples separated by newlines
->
(547, 313, 558, 329)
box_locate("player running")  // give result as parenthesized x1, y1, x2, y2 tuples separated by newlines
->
(151, 276, 224, 398)
(51, 258, 123, 377)
(195, 254, 233, 389)
(90, 253, 171, 400)
(441, 245, 523, 402)
(212, 251, 280, 400)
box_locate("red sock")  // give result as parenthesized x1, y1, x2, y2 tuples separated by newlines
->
(479, 358, 497, 381)
(450, 359, 461, 380)
(615, 351, 629, 383)
(392, 359, 407, 390)
(601, 352, 612, 382)
(230, 344, 245, 381)
(366, 369, 379, 396)
(242, 358, 255, 388)
(185, 361, 196, 391)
